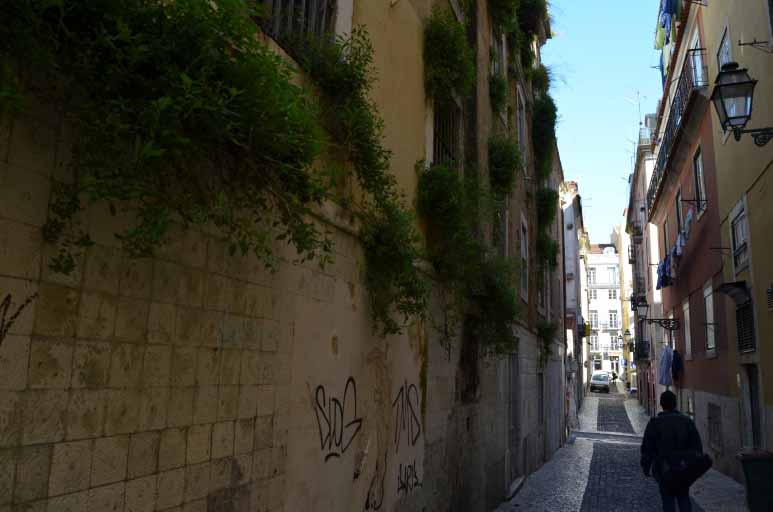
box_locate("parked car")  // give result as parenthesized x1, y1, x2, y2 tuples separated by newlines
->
(590, 372, 610, 393)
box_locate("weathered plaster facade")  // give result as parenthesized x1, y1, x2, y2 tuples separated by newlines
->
(0, 1, 567, 511)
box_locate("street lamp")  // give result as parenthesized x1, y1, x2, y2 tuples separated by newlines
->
(710, 62, 773, 147)
(623, 329, 632, 343)
(634, 297, 679, 331)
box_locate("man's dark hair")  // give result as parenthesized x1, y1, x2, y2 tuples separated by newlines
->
(660, 390, 677, 410)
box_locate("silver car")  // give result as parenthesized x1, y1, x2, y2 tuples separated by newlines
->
(590, 372, 610, 393)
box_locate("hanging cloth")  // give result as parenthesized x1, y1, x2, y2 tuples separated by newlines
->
(672, 349, 684, 382)
(658, 344, 673, 386)
(684, 208, 695, 240)
(655, 25, 666, 49)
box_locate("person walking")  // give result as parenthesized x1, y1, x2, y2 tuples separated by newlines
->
(640, 390, 707, 512)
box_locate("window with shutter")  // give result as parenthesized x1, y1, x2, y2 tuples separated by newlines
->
(736, 302, 756, 353)
(263, 0, 337, 43)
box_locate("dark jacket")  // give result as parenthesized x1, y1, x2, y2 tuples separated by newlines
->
(640, 410, 703, 482)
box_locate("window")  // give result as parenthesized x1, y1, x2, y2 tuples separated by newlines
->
(608, 289, 618, 300)
(663, 217, 670, 254)
(731, 208, 749, 271)
(675, 190, 683, 233)
(590, 335, 599, 351)
(704, 282, 716, 352)
(433, 101, 461, 167)
(607, 266, 617, 284)
(736, 302, 756, 353)
(588, 268, 597, 284)
(520, 216, 529, 300)
(590, 289, 598, 300)
(689, 31, 706, 86)
(693, 149, 707, 212)
(263, 0, 337, 42)
(683, 300, 692, 359)
(609, 311, 618, 329)
(590, 310, 598, 329)
(717, 27, 732, 69)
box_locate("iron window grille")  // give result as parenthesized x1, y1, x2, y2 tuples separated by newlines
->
(262, 0, 337, 44)
(433, 101, 461, 168)
(736, 301, 756, 353)
(767, 285, 773, 311)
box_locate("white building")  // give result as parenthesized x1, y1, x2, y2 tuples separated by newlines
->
(585, 244, 624, 375)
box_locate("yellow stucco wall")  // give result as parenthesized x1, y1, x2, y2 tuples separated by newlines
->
(703, 1, 773, 410)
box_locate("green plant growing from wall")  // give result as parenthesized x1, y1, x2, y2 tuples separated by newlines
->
(417, 164, 521, 356)
(488, 0, 520, 33)
(424, 7, 476, 101)
(1, 1, 427, 337)
(535, 187, 559, 271)
(532, 94, 558, 181)
(517, 0, 548, 37)
(489, 73, 507, 115)
(537, 319, 558, 366)
(530, 64, 551, 94)
(488, 135, 521, 198)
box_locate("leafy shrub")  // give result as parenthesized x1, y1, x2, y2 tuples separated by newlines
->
(531, 64, 551, 94)
(532, 94, 557, 180)
(424, 7, 475, 101)
(417, 164, 521, 356)
(467, 255, 521, 355)
(517, 0, 548, 37)
(536, 229, 559, 271)
(417, 165, 475, 280)
(488, 135, 521, 197)
(537, 319, 558, 365)
(362, 201, 428, 336)
(536, 187, 559, 226)
(489, 73, 507, 114)
(1, 2, 427, 335)
(489, 0, 520, 33)
(4, 0, 328, 269)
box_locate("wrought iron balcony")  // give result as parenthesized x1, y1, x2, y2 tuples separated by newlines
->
(647, 49, 708, 216)
(588, 280, 620, 289)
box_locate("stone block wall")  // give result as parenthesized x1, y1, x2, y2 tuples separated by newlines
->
(0, 97, 292, 512)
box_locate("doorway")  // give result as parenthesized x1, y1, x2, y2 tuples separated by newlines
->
(743, 364, 762, 449)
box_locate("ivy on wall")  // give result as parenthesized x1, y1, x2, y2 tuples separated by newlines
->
(417, 163, 521, 356)
(537, 319, 558, 366)
(488, 135, 522, 199)
(532, 94, 557, 181)
(423, 7, 476, 101)
(0, 0, 427, 337)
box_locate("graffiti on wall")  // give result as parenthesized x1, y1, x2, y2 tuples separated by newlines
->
(391, 381, 421, 453)
(0, 293, 37, 345)
(314, 376, 363, 462)
(392, 381, 423, 497)
(364, 449, 387, 511)
(397, 460, 422, 496)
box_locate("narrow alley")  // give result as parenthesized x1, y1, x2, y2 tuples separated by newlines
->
(497, 384, 747, 512)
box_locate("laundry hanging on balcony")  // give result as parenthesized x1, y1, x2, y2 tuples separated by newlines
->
(656, 255, 674, 289)
(684, 208, 695, 239)
(658, 344, 673, 386)
(672, 349, 684, 382)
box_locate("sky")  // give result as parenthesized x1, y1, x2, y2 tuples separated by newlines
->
(541, 0, 663, 243)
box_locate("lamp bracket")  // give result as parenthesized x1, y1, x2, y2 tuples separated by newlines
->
(680, 198, 707, 209)
(645, 318, 680, 331)
(731, 127, 773, 147)
(737, 39, 772, 54)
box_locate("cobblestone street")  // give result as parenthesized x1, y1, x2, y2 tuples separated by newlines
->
(496, 385, 748, 512)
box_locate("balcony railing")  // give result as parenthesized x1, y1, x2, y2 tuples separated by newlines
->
(262, 0, 337, 43)
(593, 321, 620, 331)
(589, 280, 620, 289)
(647, 49, 708, 216)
